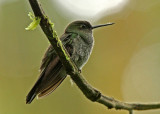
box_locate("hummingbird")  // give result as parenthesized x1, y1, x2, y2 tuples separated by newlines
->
(26, 20, 114, 104)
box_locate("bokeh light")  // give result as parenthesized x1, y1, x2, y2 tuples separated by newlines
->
(53, 0, 129, 21)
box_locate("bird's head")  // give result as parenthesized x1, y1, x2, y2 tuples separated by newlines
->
(65, 20, 114, 34)
(65, 20, 114, 43)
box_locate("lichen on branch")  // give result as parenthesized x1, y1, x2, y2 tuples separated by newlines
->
(25, 12, 41, 30)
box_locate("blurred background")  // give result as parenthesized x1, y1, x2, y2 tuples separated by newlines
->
(0, 0, 160, 114)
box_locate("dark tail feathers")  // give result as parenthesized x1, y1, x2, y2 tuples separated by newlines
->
(26, 87, 37, 104)
(26, 69, 45, 104)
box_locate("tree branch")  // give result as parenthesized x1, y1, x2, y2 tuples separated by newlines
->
(27, 0, 160, 113)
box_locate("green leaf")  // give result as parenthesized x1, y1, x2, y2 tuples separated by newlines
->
(25, 12, 41, 30)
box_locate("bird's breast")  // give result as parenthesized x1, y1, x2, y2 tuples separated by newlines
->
(71, 37, 93, 69)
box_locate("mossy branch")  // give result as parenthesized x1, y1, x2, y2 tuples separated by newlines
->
(27, 0, 160, 114)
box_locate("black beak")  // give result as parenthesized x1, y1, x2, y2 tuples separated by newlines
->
(92, 23, 115, 29)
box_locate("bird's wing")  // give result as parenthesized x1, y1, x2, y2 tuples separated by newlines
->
(40, 33, 73, 71)
(26, 33, 74, 104)
(37, 61, 65, 98)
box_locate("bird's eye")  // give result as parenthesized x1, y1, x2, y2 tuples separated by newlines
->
(80, 24, 87, 29)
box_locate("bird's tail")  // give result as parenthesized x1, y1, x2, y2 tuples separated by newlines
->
(26, 70, 45, 104)
(26, 87, 37, 104)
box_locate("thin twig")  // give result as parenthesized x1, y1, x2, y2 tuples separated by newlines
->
(28, 0, 160, 112)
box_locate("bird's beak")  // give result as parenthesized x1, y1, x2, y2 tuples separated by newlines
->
(92, 23, 115, 29)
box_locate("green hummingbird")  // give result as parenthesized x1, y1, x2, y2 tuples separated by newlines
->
(26, 20, 114, 104)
